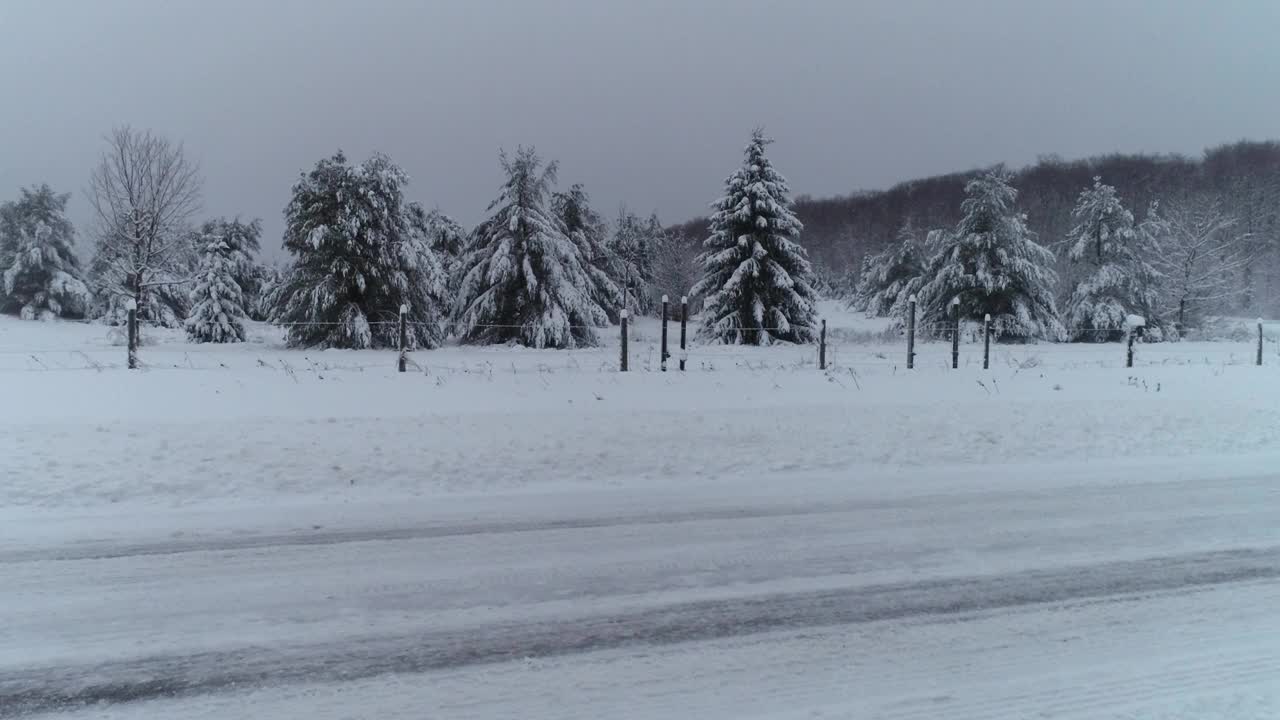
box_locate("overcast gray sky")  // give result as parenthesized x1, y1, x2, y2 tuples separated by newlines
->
(3, 0, 1279, 260)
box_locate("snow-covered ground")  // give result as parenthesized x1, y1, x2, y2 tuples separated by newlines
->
(4, 304, 1280, 718)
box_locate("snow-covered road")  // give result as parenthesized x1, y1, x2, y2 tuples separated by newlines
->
(7, 461, 1280, 719)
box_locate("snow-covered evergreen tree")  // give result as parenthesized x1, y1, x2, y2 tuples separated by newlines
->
(404, 208, 467, 298)
(1064, 177, 1162, 341)
(185, 237, 246, 343)
(0, 185, 91, 320)
(917, 169, 1063, 340)
(691, 129, 819, 345)
(849, 218, 927, 320)
(553, 184, 623, 320)
(611, 208, 657, 314)
(253, 264, 287, 321)
(422, 209, 466, 258)
(197, 218, 262, 316)
(454, 147, 609, 348)
(273, 151, 449, 349)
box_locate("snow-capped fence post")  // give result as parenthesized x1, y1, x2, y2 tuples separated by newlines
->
(906, 294, 916, 370)
(1125, 315, 1145, 369)
(983, 313, 992, 370)
(679, 295, 688, 372)
(125, 298, 138, 370)
(819, 319, 827, 370)
(950, 296, 961, 370)
(661, 295, 669, 372)
(1259, 319, 1265, 367)
(397, 304, 408, 373)
(620, 309, 629, 372)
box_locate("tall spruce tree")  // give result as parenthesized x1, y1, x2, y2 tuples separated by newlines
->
(453, 147, 609, 348)
(917, 169, 1063, 340)
(185, 236, 247, 343)
(0, 185, 91, 320)
(692, 129, 819, 344)
(1064, 177, 1162, 340)
(273, 151, 448, 349)
(850, 217, 927, 320)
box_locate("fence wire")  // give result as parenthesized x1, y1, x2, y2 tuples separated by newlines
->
(4, 315, 1275, 374)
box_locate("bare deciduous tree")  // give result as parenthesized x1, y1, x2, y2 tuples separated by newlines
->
(87, 126, 202, 325)
(651, 231, 702, 311)
(1149, 199, 1254, 330)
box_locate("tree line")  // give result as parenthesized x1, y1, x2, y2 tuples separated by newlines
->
(849, 169, 1254, 340)
(0, 127, 708, 348)
(668, 141, 1280, 330)
(2, 127, 1270, 348)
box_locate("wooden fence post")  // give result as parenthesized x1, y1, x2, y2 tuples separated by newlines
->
(1259, 318, 1265, 367)
(906, 294, 916, 370)
(983, 313, 991, 370)
(950, 297, 960, 370)
(1127, 330, 1136, 368)
(819, 319, 827, 370)
(679, 295, 688, 372)
(661, 295, 669, 372)
(398, 304, 408, 373)
(620, 309, 629, 372)
(125, 298, 138, 370)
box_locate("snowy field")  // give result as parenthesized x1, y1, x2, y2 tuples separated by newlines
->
(5, 302, 1280, 718)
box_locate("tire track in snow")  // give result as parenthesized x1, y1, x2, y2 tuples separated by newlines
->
(8, 473, 1263, 564)
(3, 545, 1279, 717)
(0, 504, 851, 563)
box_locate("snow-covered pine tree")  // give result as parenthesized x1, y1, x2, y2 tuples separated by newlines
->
(454, 147, 609, 348)
(611, 208, 657, 314)
(273, 151, 449, 349)
(691, 129, 819, 345)
(917, 169, 1063, 340)
(185, 236, 247, 343)
(0, 185, 91, 320)
(1064, 177, 1162, 341)
(553, 184, 623, 320)
(197, 218, 262, 317)
(849, 218, 927, 320)
(254, 264, 287, 321)
(641, 213, 672, 300)
(422, 209, 466, 259)
(404, 208, 469, 299)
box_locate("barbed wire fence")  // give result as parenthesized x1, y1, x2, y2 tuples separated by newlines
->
(4, 294, 1276, 375)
